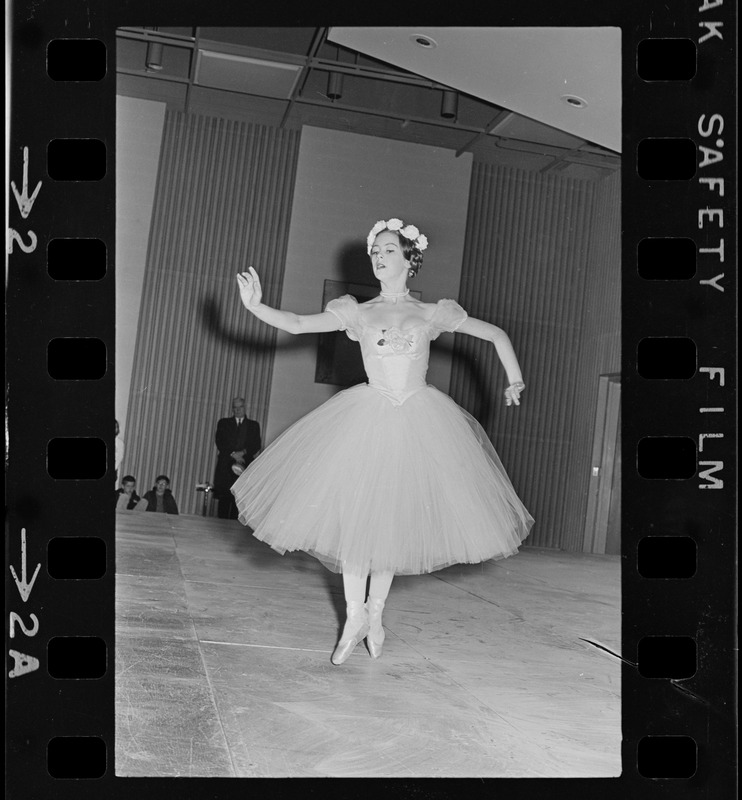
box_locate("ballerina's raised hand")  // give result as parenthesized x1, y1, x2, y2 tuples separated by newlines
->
(237, 267, 262, 309)
(504, 381, 526, 407)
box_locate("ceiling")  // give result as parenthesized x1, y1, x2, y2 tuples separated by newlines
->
(329, 27, 621, 153)
(116, 26, 621, 178)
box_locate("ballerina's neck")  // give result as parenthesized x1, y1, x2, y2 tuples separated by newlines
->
(379, 288, 410, 304)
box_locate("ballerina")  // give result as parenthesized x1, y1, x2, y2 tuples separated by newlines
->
(233, 218, 533, 665)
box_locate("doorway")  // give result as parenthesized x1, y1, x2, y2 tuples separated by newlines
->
(583, 373, 621, 554)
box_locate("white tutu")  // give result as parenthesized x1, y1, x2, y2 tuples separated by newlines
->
(232, 382, 534, 575)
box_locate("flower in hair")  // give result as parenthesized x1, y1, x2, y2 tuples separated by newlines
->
(367, 218, 429, 254)
(367, 220, 387, 251)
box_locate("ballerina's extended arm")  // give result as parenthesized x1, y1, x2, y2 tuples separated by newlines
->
(237, 268, 341, 335)
(456, 316, 526, 406)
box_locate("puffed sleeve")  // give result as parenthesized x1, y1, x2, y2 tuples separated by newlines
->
(325, 294, 361, 341)
(429, 298, 468, 338)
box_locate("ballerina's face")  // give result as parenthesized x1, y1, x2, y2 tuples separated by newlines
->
(370, 231, 411, 281)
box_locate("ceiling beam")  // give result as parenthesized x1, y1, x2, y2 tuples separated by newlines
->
(294, 95, 475, 134)
(455, 110, 514, 158)
(117, 67, 190, 85)
(184, 28, 203, 114)
(302, 57, 452, 90)
(115, 29, 455, 91)
(117, 28, 195, 48)
(295, 97, 618, 169)
(279, 27, 328, 129)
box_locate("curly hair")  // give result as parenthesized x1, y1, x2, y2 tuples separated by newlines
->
(381, 230, 424, 278)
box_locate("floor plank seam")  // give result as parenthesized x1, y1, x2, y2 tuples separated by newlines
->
(174, 539, 240, 777)
(201, 640, 332, 654)
(430, 574, 528, 620)
(182, 577, 340, 596)
(192, 637, 240, 777)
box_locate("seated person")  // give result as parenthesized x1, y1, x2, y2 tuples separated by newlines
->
(140, 475, 179, 514)
(115, 475, 141, 510)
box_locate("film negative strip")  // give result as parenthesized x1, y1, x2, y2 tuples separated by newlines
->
(6, 1, 736, 798)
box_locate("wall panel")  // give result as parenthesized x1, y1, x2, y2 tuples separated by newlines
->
(450, 163, 619, 550)
(115, 96, 166, 434)
(124, 110, 300, 514)
(563, 171, 621, 550)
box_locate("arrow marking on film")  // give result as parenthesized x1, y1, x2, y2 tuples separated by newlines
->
(11, 147, 42, 219)
(9, 528, 41, 603)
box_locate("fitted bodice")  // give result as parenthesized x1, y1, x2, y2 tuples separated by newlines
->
(326, 294, 468, 406)
(360, 323, 433, 404)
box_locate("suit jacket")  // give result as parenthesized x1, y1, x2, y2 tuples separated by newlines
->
(142, 489, 179, 515)
(115, 488, 141, 510)
(214, 416, 261, 494)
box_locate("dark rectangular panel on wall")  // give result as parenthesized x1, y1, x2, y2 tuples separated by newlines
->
(450, 163, 620, 551)
(124, 110, 300, 515)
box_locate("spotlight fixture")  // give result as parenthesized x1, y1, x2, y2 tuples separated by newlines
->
(145, 42, 164, 72)
(441, 89, 458, 120)
(327, 71, 344, 100)
(410, 34, 437, 49)
(561, 94, 588, 109)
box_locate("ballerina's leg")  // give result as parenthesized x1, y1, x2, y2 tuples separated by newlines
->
(331, 569, 370, 665)
(368, 570, 393, 600)
(341, 570, 368, 602)
(366, 570, 393, 658)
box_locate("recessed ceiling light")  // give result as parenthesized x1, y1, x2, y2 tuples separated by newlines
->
(561, 94, 588, 109)
(410, 34, 437, 49)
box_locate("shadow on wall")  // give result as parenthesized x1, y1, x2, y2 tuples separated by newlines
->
(337, 241, 374, 286)
(445, 345, 497, 430)
(198, 241, 373, 341)
(197, 242, 375, 354)
(197, 294, 305, 353)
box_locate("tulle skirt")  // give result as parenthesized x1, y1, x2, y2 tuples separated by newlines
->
(232, 384, 534, 575)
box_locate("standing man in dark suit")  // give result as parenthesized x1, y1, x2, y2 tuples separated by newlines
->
(214, 397, 261, 519)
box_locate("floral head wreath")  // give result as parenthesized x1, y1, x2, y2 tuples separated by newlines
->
(367, 218, 429, 255)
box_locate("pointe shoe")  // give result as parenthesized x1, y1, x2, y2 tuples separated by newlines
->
(366, 597, 386, 659)
(331, 600, 369, 665)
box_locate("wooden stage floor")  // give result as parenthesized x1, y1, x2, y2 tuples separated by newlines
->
(115, 511, 621, 778)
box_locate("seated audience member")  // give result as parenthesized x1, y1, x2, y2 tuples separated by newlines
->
(141, 475, 179, 515)
(115, 475, 141, 510)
